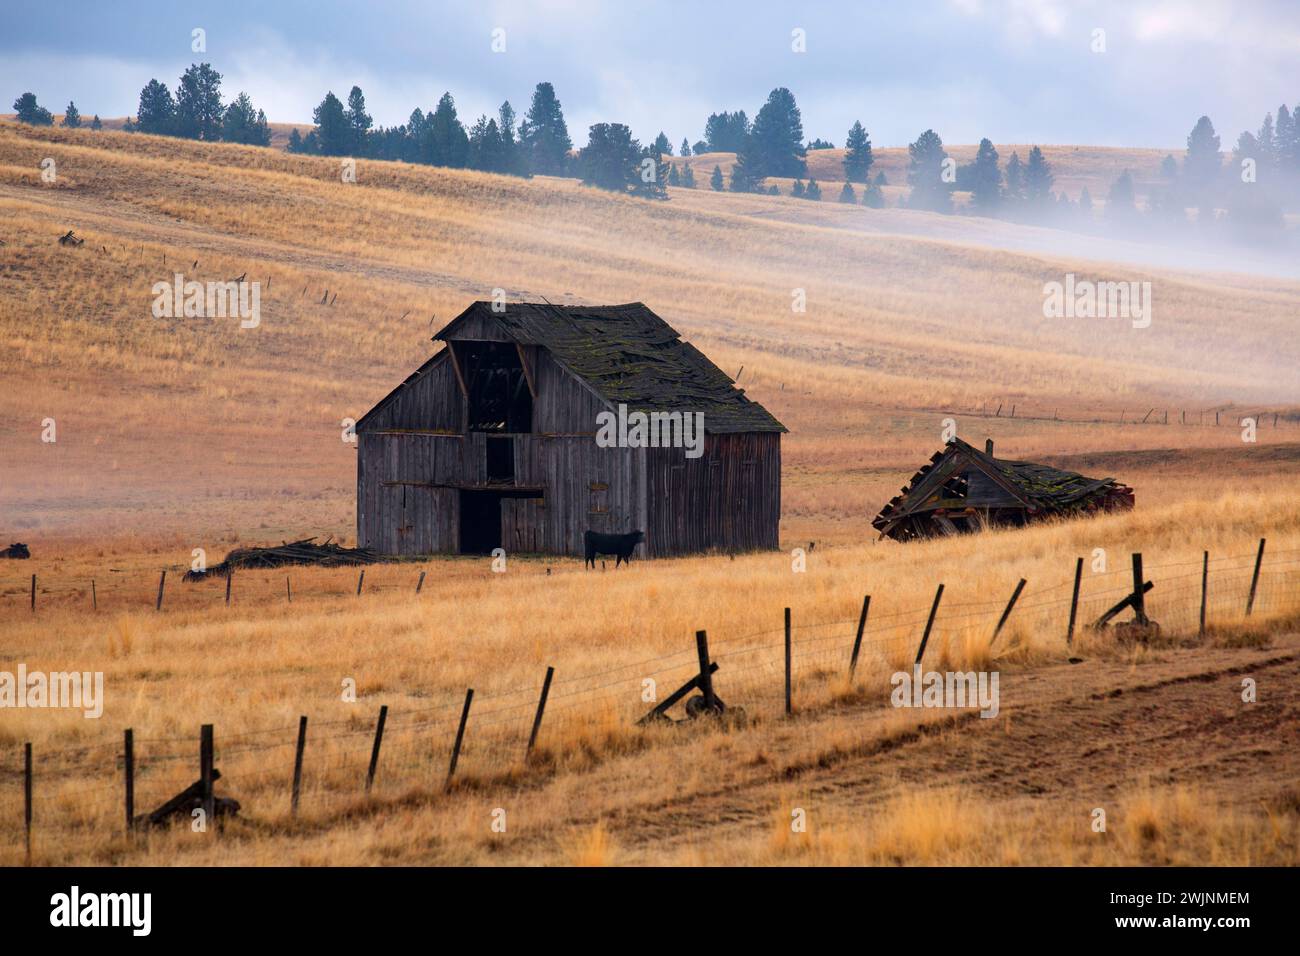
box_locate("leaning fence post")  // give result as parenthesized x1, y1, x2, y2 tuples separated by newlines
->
(199, 724, 214, 827)
(1066, 558, 1083, 646)
(447, 689, 474, 787)
(914, 584, 945, 665)
(155, 569, 167, 611)
(356, 570, 365, 596)
(1245, 538, 1265, 616)
(1129, 553, 1150, 625)
(24, 742, 32, 865)
(365, 705, 388, 793)
(416, 571, 426, 595)
(784, 608, 792, 716)
(124, 728, 135, 835)
(696, 631, 718, 711)
(291, 716, 307, 816)
(848, 595, 871, 678)
(286, 576, 292, 603)
(1200, 551, 1209, 636)
(993, 579, 1027, 644)
(526, 668, 554, 758)
(225, 569, 232, 606)
(91, 579, 97, 611)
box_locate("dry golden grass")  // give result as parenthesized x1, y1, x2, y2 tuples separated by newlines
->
(1, 120, 1298, 866)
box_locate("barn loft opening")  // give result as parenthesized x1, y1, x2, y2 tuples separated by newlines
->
(461, 341, 532, 433)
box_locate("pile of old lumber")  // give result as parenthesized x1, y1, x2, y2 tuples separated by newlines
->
(183, 537, 381, 580)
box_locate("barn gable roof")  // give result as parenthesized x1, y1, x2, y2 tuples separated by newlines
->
(432, 301, 786, 434)
(873, 438, 1131, 538)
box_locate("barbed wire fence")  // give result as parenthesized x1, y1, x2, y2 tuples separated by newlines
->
(2, 539, 1298, 862)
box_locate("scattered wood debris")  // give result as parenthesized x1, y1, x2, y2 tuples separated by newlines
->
(57, 230, 84, 247)
(183, 537, 382, 581)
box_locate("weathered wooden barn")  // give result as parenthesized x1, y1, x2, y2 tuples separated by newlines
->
(356, 301, 785, 558)
(872, 438, 1134, 541)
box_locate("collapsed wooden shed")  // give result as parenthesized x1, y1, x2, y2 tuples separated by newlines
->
(355, 301, 785, 558)
(872, 438, 1134, 542)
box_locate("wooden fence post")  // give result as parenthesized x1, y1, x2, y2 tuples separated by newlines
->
(696, 631, 717, 711)
(914, 584, 944, 665)
(30, 574, 35, 612)
(1200, 551, 1209, 636)
(784, 608, 792, 716)
(1066, 558, 1083, 646)
(24, 742, 32, 865)
(291, 716, 307, 816)
(1131, 553, 1149, 625)
(225, 569, 232, 606)
(992, 579, 1027, 644)
(1246, 538, 1265, 616)
(124, 728, 135, 835)
(286, 576, 292, 603)
(155, 570, 167, 611)
(365, 705, 388, 793)
(91, 579, 97, 611)
(848, 595, 871, 678)
(356, 570, 365, 596)
(416, 571, 426, 595)
(199, 724, 214, 827)
(526, 667, 554, 758)
(447, 689, 474, 787)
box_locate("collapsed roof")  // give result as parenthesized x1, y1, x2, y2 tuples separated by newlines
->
(873, 438, 1134, 541)
(435, 301, 786, 434)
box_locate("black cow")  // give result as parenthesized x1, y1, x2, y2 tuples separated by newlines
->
(584, 530, 645, 569)
(1, 543, 31, 559)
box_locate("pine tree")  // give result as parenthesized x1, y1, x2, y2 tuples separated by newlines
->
(729, 151, 760, 192)
(703, 111, 749, 153)
(287, 128, 305, 153)
(791, 179, 805, 197)
(680, 138, 691, 158)
(710, 165, 724, 190)
(12, 92, 53, 126)
(578, 123, 642, 192)
(805, 178, 821, 201)
(1184, 115, 1222, 211)
(968, 138, 1001, 212)
(862, 183, 885, 208)
(174, 63, 224, 140)
(1160, 154, 1178, 179)
(1256, 112, 1276, 167)
(221, 92, 271, 146)
(745, 88, 806, 177)
(90, 115, 102, 131)
(425, 92, 470, 167)
(312, 92, 351, 155)
(667, 163, 680, 187)
(681, 162, 695, 188)
(1003, 151, 1024, 203)
(519, 82, 572, 176)
(842, 120, 873, 183)
(1276, 105, 1297, 170)
(1106, 170, 1137, 220)
(135, 80, 175, 135)
(1023, 146, 1054, 210)
(346, 86, 373, 155)
(906, 129, 951, 212)
(61, 101, 81, 128)
(653, 132, 672, 156)
(838, 181, 856, 203)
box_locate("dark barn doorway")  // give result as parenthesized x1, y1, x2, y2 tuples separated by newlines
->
(458, 489, 544, 554)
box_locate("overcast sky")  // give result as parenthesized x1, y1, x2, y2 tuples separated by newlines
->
(4, 1, 1298, 149)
